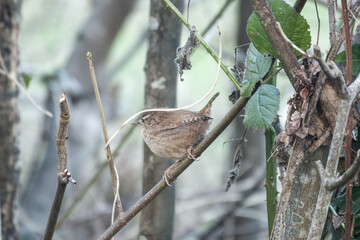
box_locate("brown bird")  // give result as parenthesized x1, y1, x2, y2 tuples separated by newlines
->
(134, 92, 219, 185)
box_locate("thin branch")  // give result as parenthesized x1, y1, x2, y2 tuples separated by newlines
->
(340, 1, 354, 238)
(98, 94, 250, 240)
(306, 128, 331, 154)
(276, 22, 312, 58)
(314, 0, 321, 45)
(186, 0, 190, 24)
(87, 53, 123, 219)
(328, 0, 337, 46)
(313, 46, 348, 99)
(251, 0, 310, 90)
(43, 93, 75, 240)
(326, 4, 360, 62)
(161, 0, 241, 91)
(56, 125, 136, 229)
(201, 0, 235, 36)
(293, 0, 307, 13)
(323, 150, 360, 191)
(342, 0, 353, 85)
(0, 53, 53, 118)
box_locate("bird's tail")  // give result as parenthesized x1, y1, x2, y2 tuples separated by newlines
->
(199, 92, 220, 116)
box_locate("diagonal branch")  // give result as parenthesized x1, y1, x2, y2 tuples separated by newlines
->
(97, 94, 250, 240)
(251, 0, 310, 90)
(161, 0, 241, 90)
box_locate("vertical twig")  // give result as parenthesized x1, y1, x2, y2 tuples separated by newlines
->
(56, 125, 136, 229)
(87, 53, 123, 220)
(44, 93, 75, 240)
(341, 0, 353, 238)
(328, 0, 337, 46)
(314, 0, 320, 45)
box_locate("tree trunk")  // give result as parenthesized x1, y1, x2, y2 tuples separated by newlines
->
(139, 0, 184, 239)
(0, 0, 21, 239)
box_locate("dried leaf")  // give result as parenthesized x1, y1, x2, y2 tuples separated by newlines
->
(174, 26, 199, 81)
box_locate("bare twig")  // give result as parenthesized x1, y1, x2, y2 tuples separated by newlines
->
(186, 0, 191, 24)
(251, 0, 310, 90)
(201, 0, 235, 36)
(313, 46, 348, 99)
(316, 150, 360, 191)
(340, 1, 354, 238)
(87, 53, 123, 221)
(43, 93, 75, 240)
(56, 125, 136, 229)
(342, 0, 353, 85)
(0, 53, 53, 118)
(314, 0, 320, 45)
(276, 22, 312, 58)
(328, 0, 337, 46)
(326, 5, 360, 62)
(306, 128, 331, 154)
(293, 0, 307, 13)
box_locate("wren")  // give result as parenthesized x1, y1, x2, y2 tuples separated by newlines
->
(134, 92, 219, 185)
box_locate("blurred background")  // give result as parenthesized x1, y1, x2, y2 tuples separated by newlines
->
(16, 0, 330, 239)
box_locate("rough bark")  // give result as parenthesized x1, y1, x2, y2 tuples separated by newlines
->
(139, 0, 184, 239)
(0, 0, 21, 239)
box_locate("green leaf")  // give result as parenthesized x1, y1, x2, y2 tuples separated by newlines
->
(244, 84, 280, 132)
(241, 43, 273, 97)
(247, 0, 311, 58)
(334, 43, 360, 77)
(22, 73, 32, 88)
(331, 186, 360, 214)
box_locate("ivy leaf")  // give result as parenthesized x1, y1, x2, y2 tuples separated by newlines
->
(334, 43, 360, 77)
(241, 43, 273, 97)
(244, 84, 280, 132)
(247, 0, 311, 58)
